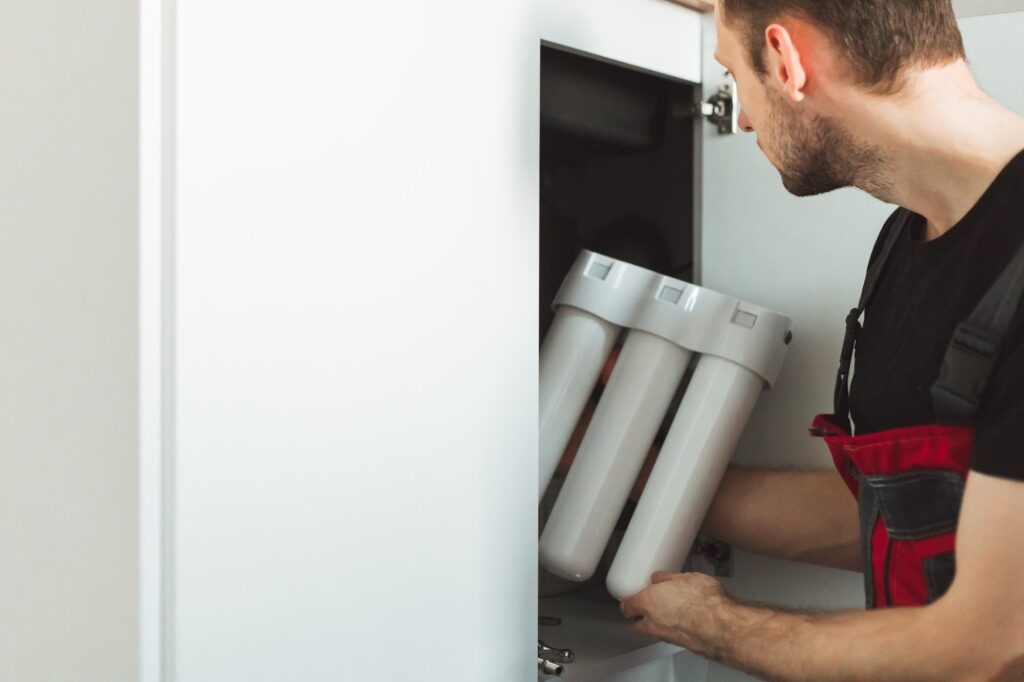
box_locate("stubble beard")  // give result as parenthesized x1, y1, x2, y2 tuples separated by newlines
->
(764, 87, 892, 201)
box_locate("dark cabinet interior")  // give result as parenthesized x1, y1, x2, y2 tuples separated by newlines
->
(540, 45, 700, 341)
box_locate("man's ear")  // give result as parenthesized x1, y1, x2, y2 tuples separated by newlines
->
(764, 23, 807, 103)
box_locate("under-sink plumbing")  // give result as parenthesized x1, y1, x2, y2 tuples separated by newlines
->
(538, 615, 574, 677)
(537, 638, 574, 677)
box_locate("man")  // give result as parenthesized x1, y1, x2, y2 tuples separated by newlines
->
(619, 1, 1024, 679)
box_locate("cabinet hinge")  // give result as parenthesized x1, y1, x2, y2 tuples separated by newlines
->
(696, 80, 739, 135)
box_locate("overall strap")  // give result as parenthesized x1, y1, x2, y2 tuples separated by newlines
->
(932, 234, 1024, 424)
(833, 209, 913, 423)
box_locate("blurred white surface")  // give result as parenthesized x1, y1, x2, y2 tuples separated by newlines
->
(169, 1, 540, 680)
(542, 0, 701, 82)
(0, 1, 139, 680)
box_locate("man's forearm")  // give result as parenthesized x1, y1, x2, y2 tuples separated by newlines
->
(623, 473, 1024, 681)
(701, 598, 992, 681)
(702, 466, 862, 571)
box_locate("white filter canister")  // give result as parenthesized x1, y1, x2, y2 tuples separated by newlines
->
(538, 306, 621, 500)
(605, 353, 764, 599)
(539, 329, 692, 582)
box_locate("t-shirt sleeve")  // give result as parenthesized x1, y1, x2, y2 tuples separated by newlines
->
(971, 298, 1024, 482)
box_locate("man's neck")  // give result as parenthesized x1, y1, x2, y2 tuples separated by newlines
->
(844, 62, 1024, 241)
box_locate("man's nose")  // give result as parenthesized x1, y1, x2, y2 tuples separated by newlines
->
(738, 109, 754, 133)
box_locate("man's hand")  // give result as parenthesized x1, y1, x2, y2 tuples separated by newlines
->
(619, 571, 735, 658)
(617, 471, 1024, 681)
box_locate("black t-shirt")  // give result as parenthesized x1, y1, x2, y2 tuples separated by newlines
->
(849, 148, 1024, 483)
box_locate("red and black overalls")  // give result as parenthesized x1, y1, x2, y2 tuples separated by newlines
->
(811, 208, 1024, 608)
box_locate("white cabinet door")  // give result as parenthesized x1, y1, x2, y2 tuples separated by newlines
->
(144, 2, 541, 681)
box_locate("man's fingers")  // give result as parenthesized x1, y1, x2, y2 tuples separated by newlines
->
(620, 596, 641, 619)
(630, 617, 660, 640)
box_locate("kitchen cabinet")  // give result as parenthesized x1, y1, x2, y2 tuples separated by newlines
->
(131, 2, 1024, 681)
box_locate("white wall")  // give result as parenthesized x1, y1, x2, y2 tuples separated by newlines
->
(960, 11, 1024, 115)
(0, 1, 139, 680)
(169, 1, 539, 680)
(953, 0, 1024, 17)
(700, 8, 1024, 682)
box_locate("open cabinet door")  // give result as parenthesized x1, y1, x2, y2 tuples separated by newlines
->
(697, 7, 1024, 682)
(142, 1, 541, 681)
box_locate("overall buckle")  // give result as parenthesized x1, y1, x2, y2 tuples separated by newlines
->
(931, 323, 1000, 424)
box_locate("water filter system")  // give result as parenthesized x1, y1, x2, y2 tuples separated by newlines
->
(539, 250, 792, 600)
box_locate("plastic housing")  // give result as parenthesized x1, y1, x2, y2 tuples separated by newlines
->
(538, 251, 792, 594)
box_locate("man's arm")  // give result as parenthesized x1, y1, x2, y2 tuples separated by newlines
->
(621, 471, 1024, 681)
(702, 467, 862, 572)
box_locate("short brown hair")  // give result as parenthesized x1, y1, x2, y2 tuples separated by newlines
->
(720, 0, 966, 94)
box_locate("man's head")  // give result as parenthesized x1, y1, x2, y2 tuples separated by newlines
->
(715, 0, 966, 197)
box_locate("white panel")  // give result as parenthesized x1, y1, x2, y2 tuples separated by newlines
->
(960, 12, 1024, 117)
(542, 0, 702, 82)
(172, 1, 538, 680)
(954, 0, 1024, 17)
(0, 2, 139, 681)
